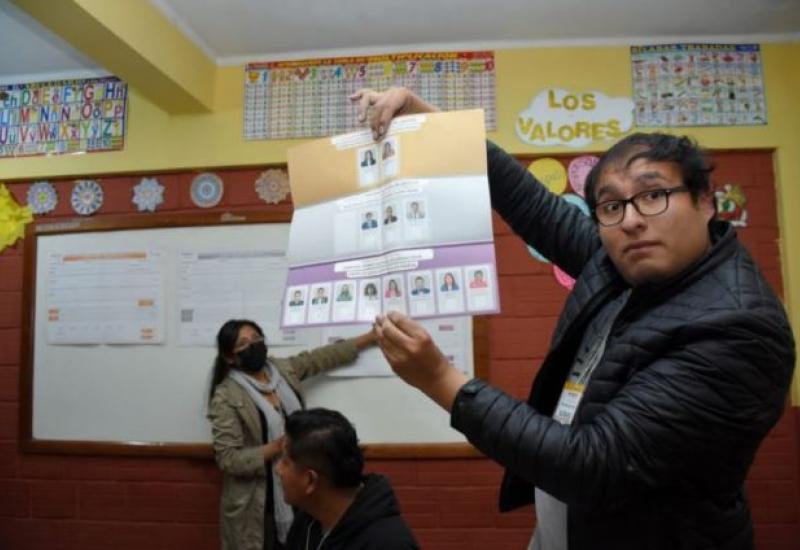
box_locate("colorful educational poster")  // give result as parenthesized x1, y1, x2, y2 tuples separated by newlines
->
(177, 250, 302, 347)
(282, 109, 499, 328)
(244, 51, 495, 139)
(46, 250, 165, 344)
(631, 44, 766, 127)
(0, 76, 127, 158)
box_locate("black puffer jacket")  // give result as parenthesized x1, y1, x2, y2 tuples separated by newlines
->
(451, 142, 795, 549)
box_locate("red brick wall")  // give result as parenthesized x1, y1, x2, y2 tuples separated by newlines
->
(0, 151, 797, 549)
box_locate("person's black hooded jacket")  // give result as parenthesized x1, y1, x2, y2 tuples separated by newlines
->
(286, 474, 419, 550)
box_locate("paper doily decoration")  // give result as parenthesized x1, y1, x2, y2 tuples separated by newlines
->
(567, 156, 600, 197)
(71, 179, 104, 216)
(133, 177, 165, 212)
(255, 169, 290, 204)
(27, 181, 58, 214)
(190, 173, 224, 208)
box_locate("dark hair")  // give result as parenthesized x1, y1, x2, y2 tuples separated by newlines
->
(584, 133, 715, 214)
(285, 408, 363, 488)
(208, 319, 264, 404)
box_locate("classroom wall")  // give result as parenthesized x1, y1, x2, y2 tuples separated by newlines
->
(2, 42, 798, 403)
(1, 42, 798, 549)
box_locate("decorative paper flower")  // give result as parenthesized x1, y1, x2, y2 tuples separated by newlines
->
(132, 177, 165, 212)
(255, 169, 290, 204)
(71, 179, 104, 216)
(26, 181, 58, 214)
(714, 183, 748, 227)
(567, 156, 600, 197)
(0, 183, 33, 251)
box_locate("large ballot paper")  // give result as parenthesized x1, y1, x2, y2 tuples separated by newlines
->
(283, 109, 499, 328)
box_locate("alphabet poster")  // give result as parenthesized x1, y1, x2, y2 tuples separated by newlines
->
(631, 43, 766, 127)
(281, 109, 499, 328)
(0, 76, 127, 158)
(244, 51, 495, 140)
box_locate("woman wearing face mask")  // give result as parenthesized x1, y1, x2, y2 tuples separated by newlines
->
(207, 319, 377, 550)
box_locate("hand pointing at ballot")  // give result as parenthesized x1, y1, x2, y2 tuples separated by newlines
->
(373, 312, 468, 412)
(350, 87, 437, 141)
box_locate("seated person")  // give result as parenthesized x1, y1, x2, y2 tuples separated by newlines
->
(384, 206, 398, 225)
(311, 287, 328, 305)
(336, 284, 353, 302)
(288, 290, 304, 307)
(469, 270, 488, 289)
(361, 212, 378, 230)
(410, 276, 430, 296)
(280, 408, 419, 549)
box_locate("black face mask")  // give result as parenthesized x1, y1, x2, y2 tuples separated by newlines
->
(236, 341, 267, 373)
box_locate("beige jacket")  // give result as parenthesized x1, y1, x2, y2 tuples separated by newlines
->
(207, 339, 359, 550)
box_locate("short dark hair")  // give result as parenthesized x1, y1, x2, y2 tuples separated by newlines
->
(285, 408, 363, 488)
(584, 133, 715, 214)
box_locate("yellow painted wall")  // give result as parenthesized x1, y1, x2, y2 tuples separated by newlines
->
(3, 42, 799, 399)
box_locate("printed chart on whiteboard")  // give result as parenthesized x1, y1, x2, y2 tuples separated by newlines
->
(45, 250, 165, 345)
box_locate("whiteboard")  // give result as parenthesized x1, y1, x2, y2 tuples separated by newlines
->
(27, 215, 476, 453)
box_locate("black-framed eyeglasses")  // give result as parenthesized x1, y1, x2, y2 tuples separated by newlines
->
(592, 186, 689, 227)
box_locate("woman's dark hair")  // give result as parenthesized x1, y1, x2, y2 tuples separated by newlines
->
(208, 319, 264, 404)
(285, 408, 363, 488)
(584, 133, 715, 214)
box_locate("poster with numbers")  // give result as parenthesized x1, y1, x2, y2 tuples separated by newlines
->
(244, 51, 495, 140)
(631, 43, 766, 127)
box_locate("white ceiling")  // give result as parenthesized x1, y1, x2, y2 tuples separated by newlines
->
(0, 0, 798, 83)
(0, 0, 108, 84)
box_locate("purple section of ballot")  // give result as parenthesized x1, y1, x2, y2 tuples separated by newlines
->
(280, 242, 500, 328)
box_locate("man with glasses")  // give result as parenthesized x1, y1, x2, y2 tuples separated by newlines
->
(352, 87, 795, 550)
